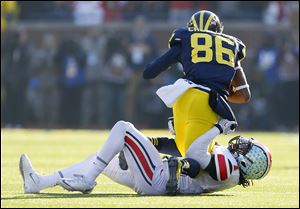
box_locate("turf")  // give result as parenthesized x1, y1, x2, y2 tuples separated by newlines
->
(1, 129, 299, 208)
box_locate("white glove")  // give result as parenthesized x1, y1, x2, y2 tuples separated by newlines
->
(168, 117, 176, 135)
(215, 119, 237, 135)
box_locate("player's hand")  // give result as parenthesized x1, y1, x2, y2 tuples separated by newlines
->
(168, 117, 176, 135)
(215, 119, 237, 135)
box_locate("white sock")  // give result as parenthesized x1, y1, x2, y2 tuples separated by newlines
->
(59, 154, 96, 178)
(37, 153, 97, 191)
(38, 172, 61, 190)
(38, 121, 129, 184)
(85, 156, 108, 180)
(85, 121, 128, 180)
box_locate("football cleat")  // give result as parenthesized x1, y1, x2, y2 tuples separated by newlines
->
(59, 174, 96, 194)
(166, 156, 182, 196)
(19, 154, 42, 193)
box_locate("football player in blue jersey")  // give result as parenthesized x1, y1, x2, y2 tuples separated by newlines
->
(143, 10, 251, 156)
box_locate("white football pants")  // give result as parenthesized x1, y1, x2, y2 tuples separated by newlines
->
(58, 121, 169, 195)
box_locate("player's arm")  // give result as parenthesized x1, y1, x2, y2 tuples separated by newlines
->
(148, 136, 182, 157)
(143, 45, 181, 79)
(143, 29, 183, 79)
(186, 119, 236, 181)
(227, 66, 251, 104)
(147, 117, 181, 156)
(228, 39, 251, 104)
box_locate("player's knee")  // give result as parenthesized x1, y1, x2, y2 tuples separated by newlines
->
(113, 120, 131, 131)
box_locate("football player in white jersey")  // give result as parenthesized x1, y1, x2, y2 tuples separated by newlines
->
(19, 119, 272, 195)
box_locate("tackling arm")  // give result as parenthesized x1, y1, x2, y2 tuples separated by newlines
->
(151, 119, 236, 184)
(186, 127, 221, 169)
(148, 136, 182, 157)
(186, 119, 236, 169)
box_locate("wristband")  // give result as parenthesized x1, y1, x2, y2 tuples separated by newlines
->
(233, 84, 249, 92)
(214, 124, 223, 134)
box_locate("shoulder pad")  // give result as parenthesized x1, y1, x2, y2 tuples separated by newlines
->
(221, 34, 246, 62)
(168, 28, 186, 48)
(204, 154, 233, 181)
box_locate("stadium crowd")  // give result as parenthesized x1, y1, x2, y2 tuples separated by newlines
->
(2, 1, 298, 28)
(1, 1, 299, 131)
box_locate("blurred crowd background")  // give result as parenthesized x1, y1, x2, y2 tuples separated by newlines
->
(1, 1, 299, 131)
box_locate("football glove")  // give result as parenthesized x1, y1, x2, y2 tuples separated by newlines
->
(168, 117, 175, 135)
(215, 119, 237, 135)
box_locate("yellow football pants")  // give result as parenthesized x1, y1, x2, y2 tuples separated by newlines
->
(173, 88, 218, 156)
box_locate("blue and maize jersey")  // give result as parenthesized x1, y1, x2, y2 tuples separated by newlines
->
(143, 27, 246, 97)
(169, 27, 246, 96)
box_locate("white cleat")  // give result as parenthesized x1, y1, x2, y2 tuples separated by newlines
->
(59, 174, 96, 194)
(19, 154, 41, 194)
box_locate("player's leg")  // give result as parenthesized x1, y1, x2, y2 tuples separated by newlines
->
(102, 155, 135, 189)
(60, 121, 168, 195)
(19, 120, 132, 193)
(59, 120, 165, 193)
(185, 89, 218, 152)
(119, 123, 168, 194)
(118, 124, 201, 195)
(19, 154, 58, 193)
(82, 120, 131, 180)
(173, 88, 218, 155)
(24, 120, 132, 194)
(172, 97, 188, 156)
(19, 152, 98, 193)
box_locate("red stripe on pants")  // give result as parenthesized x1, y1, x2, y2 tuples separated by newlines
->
(217, 154, 228, 181)
(125, 135, 153, 180)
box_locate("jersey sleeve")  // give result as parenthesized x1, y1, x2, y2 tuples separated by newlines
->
(147, 136, 182, 157)
(204, 153, 233, 181)
(168, 28, 184, 48)
(237, 39, 246, 62)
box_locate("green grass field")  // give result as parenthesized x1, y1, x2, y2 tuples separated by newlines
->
(1, 129, 299, 208)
